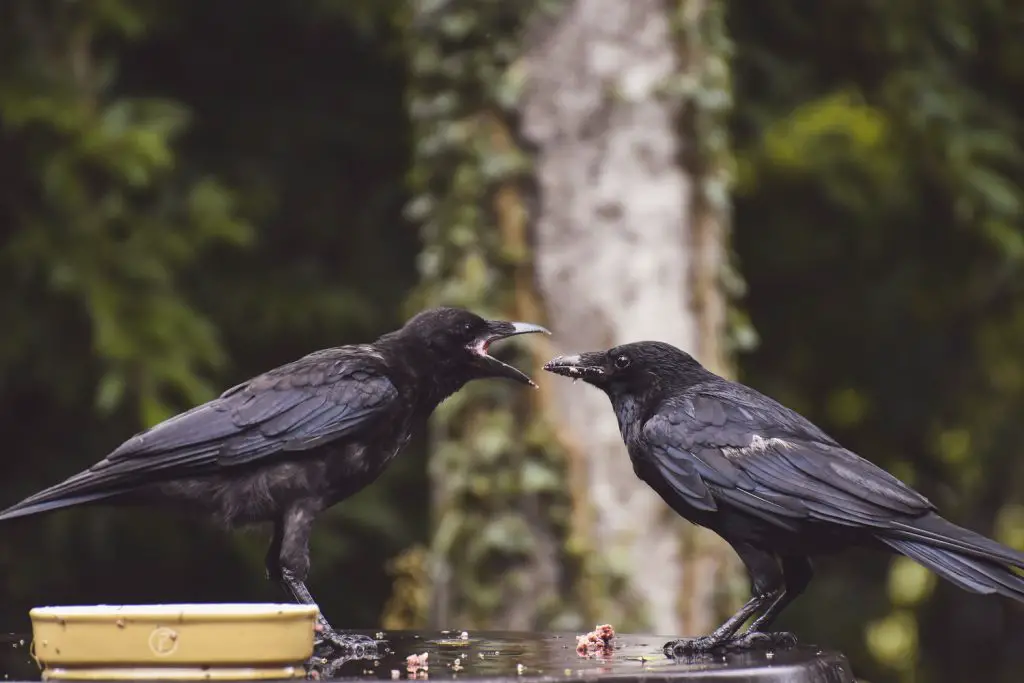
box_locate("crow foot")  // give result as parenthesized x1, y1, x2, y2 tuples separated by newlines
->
(729, 630, 798, 650)
(663, 631, 797, 657)
(313, 628, 381, 658)
(307, 631, 385, 679)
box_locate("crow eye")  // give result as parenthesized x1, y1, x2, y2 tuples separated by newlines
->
(614, 355, 631, 370)
(462, 322, 473, 333)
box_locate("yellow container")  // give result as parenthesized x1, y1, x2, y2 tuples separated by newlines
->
(29, 603, 318, 681)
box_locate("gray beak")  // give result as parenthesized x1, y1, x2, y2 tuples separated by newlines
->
(501, 322, 551, 338)
(542, 353, 607, 383)
(470, 320, 551, 386)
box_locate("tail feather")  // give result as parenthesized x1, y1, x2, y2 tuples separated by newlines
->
(889, 513, 1024, 570)
(0, 468, 125, 522)
(881, 538, 1024, 604)
(0, 455, 154, 523)
(0, 490, 118, 521)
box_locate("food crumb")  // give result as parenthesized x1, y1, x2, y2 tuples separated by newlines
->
(576, 623, 615, 657)
(390, 670, 400, 680)
(406, 652, 429, 672)
(516, 663, 526, 675)
(460, 630, 469, 640)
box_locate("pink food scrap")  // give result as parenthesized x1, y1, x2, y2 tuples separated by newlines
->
(576, 623, 615, 657)
(406, 652, 429, 674)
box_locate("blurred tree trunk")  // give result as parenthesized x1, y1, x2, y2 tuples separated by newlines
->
(402, 0, 743, 635)
(519, 0, 743, 636)
(403, 0, 606, 632)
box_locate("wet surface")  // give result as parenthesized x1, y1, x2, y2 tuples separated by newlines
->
(2, 630, 854, 682)
(1, 633, 34, 681)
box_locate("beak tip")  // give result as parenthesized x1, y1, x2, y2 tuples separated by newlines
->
(506, 321, 551, 337)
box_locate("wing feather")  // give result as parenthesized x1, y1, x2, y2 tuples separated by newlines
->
(0, 351, 399, 516)
(640, 390, 934, 532)
(647, 442, 717, 512)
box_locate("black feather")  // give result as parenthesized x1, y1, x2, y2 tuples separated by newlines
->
(544, 338, 1024, 646)
(0, 306, 549, 638)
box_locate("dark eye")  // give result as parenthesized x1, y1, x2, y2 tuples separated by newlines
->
(462, 322, 474, 333)
(614, 354, 631, 369)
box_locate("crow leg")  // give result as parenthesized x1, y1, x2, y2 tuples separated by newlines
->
(265, 518, 284, 582)
(274, 505, 379, 658)
(665, 543, 794, 656)
(743, 555, 813, 634)
(664, 593, 770, 656)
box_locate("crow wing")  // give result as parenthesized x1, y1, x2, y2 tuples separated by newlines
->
(0, 348, 399, 517)
(640, 384, 935, 530)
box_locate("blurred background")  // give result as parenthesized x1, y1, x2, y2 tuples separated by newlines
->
(1, 1, 1023, 682)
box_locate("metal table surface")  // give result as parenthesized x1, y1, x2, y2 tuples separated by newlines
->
(2, 630, 855, 682)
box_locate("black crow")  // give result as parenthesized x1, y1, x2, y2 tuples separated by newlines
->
(544, 341, 1024, 655)
(0, 307, 549, 655)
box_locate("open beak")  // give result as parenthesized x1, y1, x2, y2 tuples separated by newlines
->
(470, 320, 551, 387)
(542, 353, 606, 383)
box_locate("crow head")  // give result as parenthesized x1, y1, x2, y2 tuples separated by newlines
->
(543, 341, 704, 397)
(399, 307, 550, 386)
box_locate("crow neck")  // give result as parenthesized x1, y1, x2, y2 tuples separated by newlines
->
(376, 333, 474, 412)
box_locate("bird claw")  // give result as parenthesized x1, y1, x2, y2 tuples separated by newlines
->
(664, 631, 797, 657)
(730, 630, 798, 650)
(663, 635, 721, 656)
(307, 632, 388, 679)
(313, 630, 382, 659)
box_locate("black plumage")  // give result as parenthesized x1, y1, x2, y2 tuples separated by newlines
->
(544, 341, 1024, 654)
(1, 307, 548, 654)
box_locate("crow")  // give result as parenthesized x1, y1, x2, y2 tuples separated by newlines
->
(0, 307, 548, 655)
(544, 341, 1024, 655)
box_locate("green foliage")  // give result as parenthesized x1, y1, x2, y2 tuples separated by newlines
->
(0, 3, 1021, 683)
(729, 2, 1024, 681)
(0, 0, 251, 425)
(0, 0, 421, 634)
(669, 0, 754, 363)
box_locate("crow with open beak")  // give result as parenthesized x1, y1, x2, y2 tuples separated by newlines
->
(0, 307, 549, 658)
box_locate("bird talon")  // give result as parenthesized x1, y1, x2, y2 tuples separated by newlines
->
(663, 636, 719, 656)
(313, 630, 381, 659)
(663, 630, 796, 658)
(308, 630, 389, 678)
(771, 631, 798, 648)
(729, 631, 798, 651)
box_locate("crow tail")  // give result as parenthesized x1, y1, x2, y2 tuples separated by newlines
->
(0, 479, 117, 522)
(880, 513, 1024, 603)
